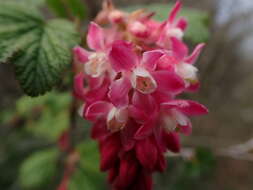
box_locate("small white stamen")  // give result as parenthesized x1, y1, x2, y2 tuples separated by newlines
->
(167, 28, 184, 39)
(176, 63, 198, 81)
(131, 67, 157, 94)
(85, 52, 107, 77)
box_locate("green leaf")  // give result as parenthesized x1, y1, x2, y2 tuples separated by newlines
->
(69, 141, 106, 190)
(0, 2, 80, 96)
(13, 92, 71, 140)
(46, 0, 87, 19)
(19, 148, 59, 189)
(124, 3, 210, 44)
(11, 0, 45, 7)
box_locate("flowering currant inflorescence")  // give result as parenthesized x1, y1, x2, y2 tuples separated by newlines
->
(73, 0, 208, 189)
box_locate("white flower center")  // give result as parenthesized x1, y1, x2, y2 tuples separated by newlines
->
(176, 63, 198, 81)
(107, 107, 128, 132)
(163, 109, 188, 132)
(131, 67, 157, 94)
(85, 52, 107, 77)
(167, 28, 184, 39)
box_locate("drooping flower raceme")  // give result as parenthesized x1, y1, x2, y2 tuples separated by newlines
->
(73, 1, 208, 190)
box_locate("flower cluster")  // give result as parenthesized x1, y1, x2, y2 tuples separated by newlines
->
(73, 1, 208, 190)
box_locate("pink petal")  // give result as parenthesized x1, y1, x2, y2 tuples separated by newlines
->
(136, 137, 158, 170)
(156, 54, 179, 71)
(73, 73, 86, 100)
(108, 77, 131, 107)
(171, 37, 188, 59)
(168, 1, 182, 23)
(85, 79, 109, 103)
(87, 22, 105, 51)
(179, 121, 192, 135)
(88, 75, 105, 90)
(152, 71, 185, 95)
(134, 121, 155, 140)
(121, 119, 139, 151)
(184, 43, 205, 64)
(163, 132, 181, 153)
(108, 167, 118, 184)
(100, 134, 121, 171)
(176, 17, 188, 31)
(162, 100, 209, 116)
(132, 91, 157, 115)
(91, 120, 108, 140)
(128, 105, 148, 123)
(186, 81, 200, 92)
(73, 46, 90, 64)
(109, 40, 137, 72)
(117, 153, 138, 188)
(155, 152, 167, 172)
(85, 101, 112, 121)
(142, 50, 164, 70)
(151, 90, 173, 104)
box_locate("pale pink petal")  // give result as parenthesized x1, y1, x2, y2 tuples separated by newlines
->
(87, 22, 105, 51)
(142, 50, 164, 70)
(152, 71, 185, 95)
(109, 40, 137, 72)
(85, 101, 113, 121)
(168, 1, 182, 23)
(73, 46, 90, 64)
(184, 43, 205, 64)
(162, 100, 209, 116)
(176, 17, 188, 31)
(171, 37, 188, 59)
(108, 77, 131, 107)
(129, 21, 149, 38)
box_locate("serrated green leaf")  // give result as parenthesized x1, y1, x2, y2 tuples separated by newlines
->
(0, 0, 46, 7)
(124, 3, 210, 44)
(69, 141, 106, 190)
(46, 0, 87, 19)
(19, 148, 59, 189)
(0, 2, 80, 96)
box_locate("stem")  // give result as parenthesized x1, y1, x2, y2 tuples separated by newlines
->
(69, 89, 78, 150)
(82, 0, 100, 19)
(60, 0, 75, 21)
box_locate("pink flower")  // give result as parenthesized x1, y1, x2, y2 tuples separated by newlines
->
(73, 22, 111, 78)
(161, 100, 208, 135)
(157, 1, 188, 49)
(72, 1, 208, 190)
(108, 41, 185, 98)
(157, 37, 205, 91)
